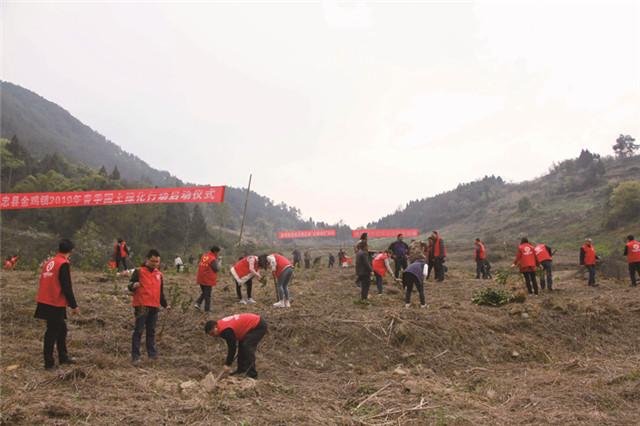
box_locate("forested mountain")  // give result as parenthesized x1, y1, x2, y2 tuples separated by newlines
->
(0, 82, 350, 267)
(368, 149, 640, 254)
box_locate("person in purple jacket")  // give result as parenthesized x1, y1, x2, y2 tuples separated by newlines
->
(402, 257, 429, 309)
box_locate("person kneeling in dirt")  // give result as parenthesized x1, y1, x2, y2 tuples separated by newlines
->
(403, 258, 428, 309)
(205, 313, 268, 379)
(259, 253, 294, 308)
(34, 239, 80, 370)
(128, 249, 170, 365)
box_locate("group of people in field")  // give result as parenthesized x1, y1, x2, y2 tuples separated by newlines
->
(21, 230, 640, 378)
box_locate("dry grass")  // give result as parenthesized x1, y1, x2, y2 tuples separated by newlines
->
(1, 254, 640, 425)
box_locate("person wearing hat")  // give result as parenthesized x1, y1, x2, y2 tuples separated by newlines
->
(205, 313, 268, 379)
(580, 238, 599, 286)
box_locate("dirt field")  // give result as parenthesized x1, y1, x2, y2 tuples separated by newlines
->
(1, 255, 640, 425)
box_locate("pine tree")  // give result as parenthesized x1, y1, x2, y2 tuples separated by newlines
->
(110, 165, 120, 180)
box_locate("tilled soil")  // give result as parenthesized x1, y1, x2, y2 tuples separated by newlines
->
(1, 260, 639, 425)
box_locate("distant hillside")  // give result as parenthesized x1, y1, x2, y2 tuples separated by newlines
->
(0, 82, 352, 265)
(369, 151, 640, 252)
(0, 81, 180, 186)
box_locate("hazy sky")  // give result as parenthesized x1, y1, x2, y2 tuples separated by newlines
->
(3, 1, 639, 227)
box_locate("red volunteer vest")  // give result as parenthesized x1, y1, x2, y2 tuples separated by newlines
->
(433, 237, 446, 257)
(372, 253, 389, 276)
(475, 243, 486, 260)
(534, 244, 552, 262)
(3, 260, 12, 270)
(582, 244, 596, 266)
(36, 253, 70, 307)
(516, 243, 537, 271)
(131, 267, 163, 307)
(114, 242, 127, 258)
(271, 254, 292, 279)
(232, 256, 258, 279)
(196, 252, 218, 286)
(626, 240, 640, 263)
(217, 313, 261, 341)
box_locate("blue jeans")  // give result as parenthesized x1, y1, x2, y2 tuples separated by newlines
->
(132, 306, 159, 360)
(374, 273, 384, 294)
(277, 267, 294, 300)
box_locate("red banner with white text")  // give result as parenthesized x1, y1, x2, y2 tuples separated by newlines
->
(0, 186, 225, 210)
(277, 229, 337, 239)
(351, 229, 420, 239)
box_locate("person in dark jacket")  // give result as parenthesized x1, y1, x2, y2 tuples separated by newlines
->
(388, 234, 409, 279)
(34, 239, 80, 370)
(355, 241, 373, 300)
(328, 253, 336, 268)
(292, 249, 302, 268)
(128, 249, 170, 364)
(403, 258, 428, 308)
(205, 313, 268, 379)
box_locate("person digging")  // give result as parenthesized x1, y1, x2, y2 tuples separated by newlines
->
(205, 313, 267, 379)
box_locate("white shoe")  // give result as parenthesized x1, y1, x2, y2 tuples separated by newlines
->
(193, 303, 201, 311)
(238, 299, 247, 305)
(284, 300, 291, 308)
(273, 301, 285, 308)
(405, 303, 411, 309)
(247, 298, 256, 304)
(420, 304, 428, 309)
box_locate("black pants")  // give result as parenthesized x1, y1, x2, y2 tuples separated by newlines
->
(44, 317, 68, 367)
(629, 262, 640, 287)
(357, 274, 371, 300)
(236, 319, 268, 379)
(394, 257, 408, 279)
(540, 260, 553, 289)
(235, 278, 253, 300)
(522, 271, 538, 294)
(433, 257, 445, 281)
(116, 257, 129, 271)
(304, 259, 310, 269)
(132, 307, 159, 360)
(476, 260, 489, 279)
(586, 265, 596, 285)
(196, 285, 213, 311)
(403, 272, 425, 305)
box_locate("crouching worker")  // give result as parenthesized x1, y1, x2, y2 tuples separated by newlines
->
(403, 257, 429, 309)
(205, 313, 268, 379)
(128, 249, 170, 364)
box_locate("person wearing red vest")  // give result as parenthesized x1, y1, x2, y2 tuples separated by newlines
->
(372, 250, 396, 295)
(429, 231, 446, 282)
(534, 242, 554, 290)
(579, 238, 599, 286)
(34, 239, 80, 370)
(194, 246, 221, 312)
(230, 255, 261, 304)
(3, 257, 12, 271)
(128, 249, 169, 364)
(512, 237, 540, 295)
(114, 238, 130, 271)
(259, 253, 294, 308)
(474, 238, 489, 279)
(624, 235, 640, 287)
(205, 313, 268, 379)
